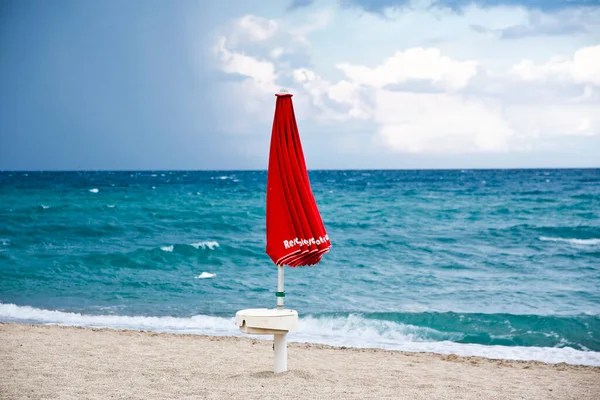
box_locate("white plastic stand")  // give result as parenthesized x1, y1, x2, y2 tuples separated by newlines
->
(273, 332, 288, 373)
(235, 266, 297, 374)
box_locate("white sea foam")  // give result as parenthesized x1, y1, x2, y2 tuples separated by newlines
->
(0, 239, 9, 252)
(40, 205, 51, 209)
(0, 303, 234, 336)
(106, 204, 115, 208)
(540, 237, 600, 246)
(89, 188, 99, 193)
(160, 245, 174, 252)
(0, 304, 598, 366)
(190, 241, 219, 250)
(195, 272, 216, 279)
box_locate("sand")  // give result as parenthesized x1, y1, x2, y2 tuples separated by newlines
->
(1, 323, 599, 400)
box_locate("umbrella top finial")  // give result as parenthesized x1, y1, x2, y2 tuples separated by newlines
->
(276, 88, 293, 97)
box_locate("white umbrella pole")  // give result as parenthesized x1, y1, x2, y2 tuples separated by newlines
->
(277, 265, 284, 309)
(274, 265, 287, 373)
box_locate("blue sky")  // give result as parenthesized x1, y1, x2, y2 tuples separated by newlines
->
(1, 0, 599, 170)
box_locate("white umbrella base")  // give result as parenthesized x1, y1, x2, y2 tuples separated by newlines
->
(236, 308, 298, 373)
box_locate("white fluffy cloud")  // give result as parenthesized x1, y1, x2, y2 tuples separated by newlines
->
(235, 15, 279, 42)
(337, 48, 479, 91)
(213, 6, 600, 157)
(511, 45, 600, 86)
(215, 38, 277, 87)
(293, 68, 371, 121)
(374, 92, 514, 153)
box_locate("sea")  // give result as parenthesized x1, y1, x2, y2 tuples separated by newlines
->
(1, 169, 599, 366)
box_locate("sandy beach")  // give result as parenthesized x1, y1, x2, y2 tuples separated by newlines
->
(1, 323, 598, 399)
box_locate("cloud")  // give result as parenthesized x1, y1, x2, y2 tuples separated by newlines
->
(212, 12, 333, 133)
(236, 15, 279, 42)
(216, 11, 332, 68)
(340, 0, 411, 14)
(218, 15, 310, 64)
(336, 47, 479, 91)
(506, 103, 599, 139)
(293, 68, 372, 120)
(213, 5, 599, 161)
(215, 38, 278, 85)
(343, 0, 600, 14)
(470, 9, 594, 39)
(511, 45, 600, 86)
(216, 19, 600, 152)
(288, 0, 315, 11)
(374, 91, 515, 153)
(213, 37, 279, 131)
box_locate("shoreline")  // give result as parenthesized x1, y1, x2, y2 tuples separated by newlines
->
(2, 323, 599, 399)
(1, 301, 598, 367)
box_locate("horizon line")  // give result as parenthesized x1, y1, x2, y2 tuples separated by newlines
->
(1, 167, 599, 173)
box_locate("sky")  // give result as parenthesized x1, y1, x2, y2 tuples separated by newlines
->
(1, 0, 599, 170)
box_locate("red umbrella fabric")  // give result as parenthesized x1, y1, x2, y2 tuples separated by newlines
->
(266, 92, 330, 267)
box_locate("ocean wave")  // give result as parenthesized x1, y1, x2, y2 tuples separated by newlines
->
(1, 304, 599, 366)
(0, 303, 234, 335)
(540, 237, 600, 246)
(65, 241, 223, 270)
(190, 241, 219, 250)
(494, 224, 600, 242)
(89, 188, 99, 193)
(294, 315, 600, 366)
(196, 272, 216, 279)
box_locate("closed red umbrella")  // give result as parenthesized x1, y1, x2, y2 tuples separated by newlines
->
(266, 91, 331, 268)
(241, 90, 331, 374)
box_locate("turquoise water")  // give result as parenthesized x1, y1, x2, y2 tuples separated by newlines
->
(1, 169, 599, 365)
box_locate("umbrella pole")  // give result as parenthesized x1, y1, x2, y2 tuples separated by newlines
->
(274, 265, 287, 373)
(277, 265, 284, 309)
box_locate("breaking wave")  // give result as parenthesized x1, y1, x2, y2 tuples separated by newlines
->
(540, 237, 600, 246)
(190, 241, 219, 250)
(195, 272, 216, 279)
(1, 304, 599, 366)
